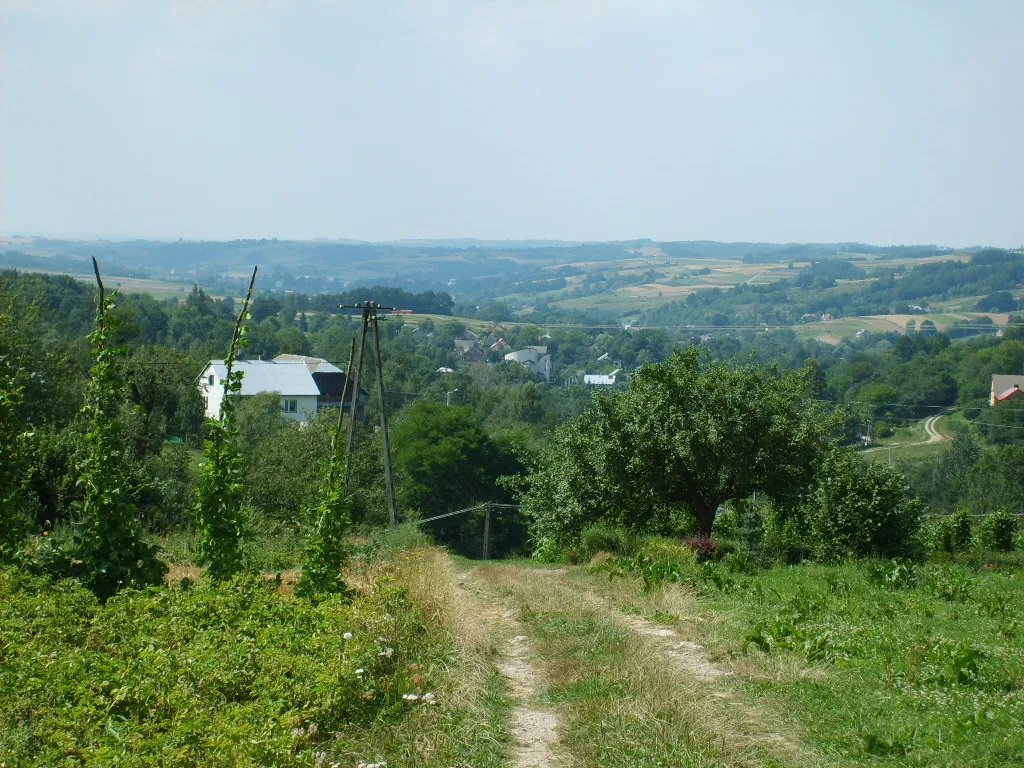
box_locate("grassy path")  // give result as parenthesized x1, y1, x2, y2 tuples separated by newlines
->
(455, 559, 822, 768)
(454, 568, 565, 767)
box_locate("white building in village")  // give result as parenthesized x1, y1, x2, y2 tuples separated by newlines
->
(197, 356, 366, 423)
(504, 346, 552, 382)
(584, 369, 621, 386)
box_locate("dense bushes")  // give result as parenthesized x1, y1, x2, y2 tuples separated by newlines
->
(978, 509, 1018, 552)
(0, 567, 431, 767)
(802, 447, 922, 560)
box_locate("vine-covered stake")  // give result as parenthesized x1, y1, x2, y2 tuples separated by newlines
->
(194, 266, 258, 580)
(68, 257, 166, 599)
(297, 338, 355, 598)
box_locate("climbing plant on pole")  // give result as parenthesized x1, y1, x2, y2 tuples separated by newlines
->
(194, 266, 257, 580)
(68, 258, 166, 599)
(297, 341, 355, 598)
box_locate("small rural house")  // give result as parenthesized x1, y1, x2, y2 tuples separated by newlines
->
(198, 355, 366, 423)
(584, 369, 622, 386)
(504, 346, 552, 382)
(991, 374, 1024, 406)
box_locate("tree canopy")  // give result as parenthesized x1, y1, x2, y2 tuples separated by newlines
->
(522, 348, 839, 542)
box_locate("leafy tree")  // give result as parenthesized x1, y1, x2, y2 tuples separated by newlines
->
(126, 345, 205, 451)
(522, 348, 837, 541)
(932, 430, 981, 511)
(964, 445, 1024, 515)
(976, 291, 1018, 313)
(392, 401, 517, 517)
(803, 446, 921, 560)
(391, 400, 523, 554)
(237, 399, 332, 523)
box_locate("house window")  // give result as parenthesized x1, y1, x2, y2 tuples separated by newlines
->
(208, 374, 215, 386)
(282, 399, 298, 413)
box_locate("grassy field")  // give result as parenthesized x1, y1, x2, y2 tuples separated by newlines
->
(578, 548, 1024, 767)
(859, 412, 964, 463)
(15, 268, 199, 300)
(796, 312, 1010, 344)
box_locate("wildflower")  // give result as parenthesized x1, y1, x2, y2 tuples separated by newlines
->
(343, 632, 353, 640)
(422, 692, 436, 704)
(355, 668, 365, 676)
(378, 647, 394, 658)
(402, 693, 420, 701)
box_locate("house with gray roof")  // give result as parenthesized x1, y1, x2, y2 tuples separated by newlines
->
(198, 355, 366, 423)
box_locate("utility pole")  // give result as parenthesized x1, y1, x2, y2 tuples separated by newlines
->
(342, 308, 370, 486)
(371, 311, 398, 527)
(340, 301, 398, 527)
(446, 388, 458, 406)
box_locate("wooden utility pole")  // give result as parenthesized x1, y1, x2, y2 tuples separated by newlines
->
(340, 301, 399, 526)
(342, 309, 370, 485)
(371, 311, 398, 526)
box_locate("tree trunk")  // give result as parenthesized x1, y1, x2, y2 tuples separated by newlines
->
(694, 501, 718, 536)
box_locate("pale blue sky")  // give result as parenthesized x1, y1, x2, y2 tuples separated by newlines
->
(3, 1, 1022, 245)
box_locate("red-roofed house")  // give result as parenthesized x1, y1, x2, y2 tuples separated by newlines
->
(991, 374, 1024, 405)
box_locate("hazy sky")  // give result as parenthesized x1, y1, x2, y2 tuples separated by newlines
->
(3, 1, 1022, 245)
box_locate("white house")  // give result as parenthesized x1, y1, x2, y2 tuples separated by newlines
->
(584, 369, 622, 386)
(198, 360, 323, 423)
(504, 346, 552, 382)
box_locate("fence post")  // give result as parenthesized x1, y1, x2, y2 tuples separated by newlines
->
(482, 502, 491, 561)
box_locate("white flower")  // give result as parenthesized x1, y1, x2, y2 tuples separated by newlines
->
(355, 668, 365, 676)
(422, 692, 436, 704)
(402, 693, 420, 701)
(343, 632, 353, 640)
(378, 647, 394, 658)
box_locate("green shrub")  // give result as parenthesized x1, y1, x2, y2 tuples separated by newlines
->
(579, 523, 637, 560)
(978, 509, 1017, 552)
(634, 536, 699, 570)
(761, 503, 813, 564)
(712, 508, 739, 539)
(805, 447, 921, 560)
(377, 521, 433, 552)
(939, 508, 974, 553)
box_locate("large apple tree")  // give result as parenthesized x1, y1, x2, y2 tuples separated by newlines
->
(522, 347, 840, 543)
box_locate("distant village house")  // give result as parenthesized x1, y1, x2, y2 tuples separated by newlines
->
(504, 346, 552, 382)
(991, 374, 1024, 406)
(198, 354, 367, 423)
(584, 369, 621, 387)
